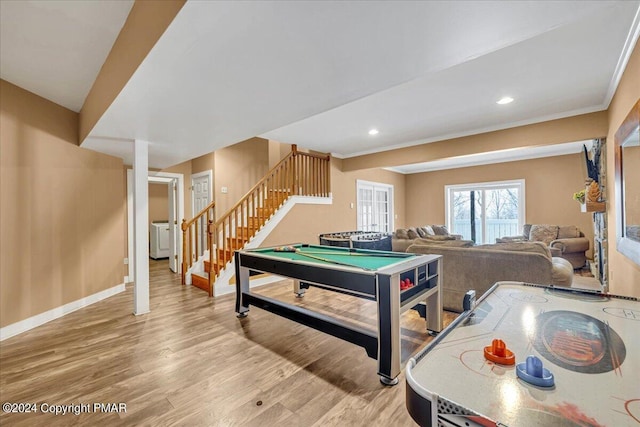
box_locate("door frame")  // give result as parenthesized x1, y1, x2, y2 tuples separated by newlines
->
(126, 170, 185, 282)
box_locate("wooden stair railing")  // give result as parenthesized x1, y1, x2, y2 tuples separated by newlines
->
(183, 145, 330, 297)
(181, 201, 215, 293)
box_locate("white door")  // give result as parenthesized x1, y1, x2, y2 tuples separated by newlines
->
(192, 172, 212, 257)
(168, 179, 178, 272)
(357, 180, 394, 232)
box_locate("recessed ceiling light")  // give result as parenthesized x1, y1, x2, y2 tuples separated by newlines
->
(368, 129, 379, 135)
(497, 96, 514, 105)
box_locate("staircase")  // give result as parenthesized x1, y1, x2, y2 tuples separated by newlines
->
(181, 145, 331, 296)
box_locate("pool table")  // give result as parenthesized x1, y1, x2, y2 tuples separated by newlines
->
(234, 243, 442, 385)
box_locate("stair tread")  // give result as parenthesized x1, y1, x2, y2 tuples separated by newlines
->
(192, 271, 209, 279)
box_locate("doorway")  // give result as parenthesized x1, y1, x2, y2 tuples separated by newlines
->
(126, 170, 184, 282)
(445, 180, 525, 244)
(356, 180, 394, 233)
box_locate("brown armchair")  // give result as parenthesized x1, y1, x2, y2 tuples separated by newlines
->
(497, 224, 589, 269)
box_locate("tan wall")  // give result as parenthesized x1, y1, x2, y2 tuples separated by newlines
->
(268, 140, 292, 168)
(149, 183, 169, 227)
(191, 153, 215, 176)
(261, 158, 406, 246)
(1, 80, 125, 327)
(343, 112, 608, 171)
(79, 0, 186, 139)
(607, 42, 640, 297)
(405, 154, 594, 257)
(214, 138, 270, 219)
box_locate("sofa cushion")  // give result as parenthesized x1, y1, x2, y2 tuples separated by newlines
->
(496, 236, 528, 243)
(529, 225, 559, 245)
(523, 224, 532, 239)
(420, 235, 455, 241)
(431, 225, 450, 235)
(558, 225, 580, 239)
(475, 241, 552, 260)
(414, 237, 474, 247)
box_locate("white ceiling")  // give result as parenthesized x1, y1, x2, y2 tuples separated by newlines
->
(0, 0, 133, 112)
(2, 1, 639, 172)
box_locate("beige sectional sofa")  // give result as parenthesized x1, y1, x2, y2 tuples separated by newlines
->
(392, 225, 466, 252)
(497, 224, 589, 269)
(393, 231, 574, 312)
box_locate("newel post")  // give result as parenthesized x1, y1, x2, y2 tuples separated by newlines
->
(181, 219, 188, 285)
(291, 144, 299, 195)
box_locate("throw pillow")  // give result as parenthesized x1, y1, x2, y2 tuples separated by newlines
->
(422, 225, 435, 236)
(529, 225, 559, 245)
(432, 225, 449, 236)
(558, 225, 580, 239)
(394, 229, 409, 239)
(522, 224, 532, 239)
(416, 227, 427, 238)
(407, 228, 419, 239)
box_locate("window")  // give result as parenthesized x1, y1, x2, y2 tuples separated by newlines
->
(357, 180, 394, 232)
(445, 180, 525, 244)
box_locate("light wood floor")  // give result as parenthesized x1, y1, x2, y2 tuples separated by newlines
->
(0, 259, 457, 426)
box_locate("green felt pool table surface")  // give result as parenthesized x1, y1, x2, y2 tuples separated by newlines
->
(251, 244, 415, 271)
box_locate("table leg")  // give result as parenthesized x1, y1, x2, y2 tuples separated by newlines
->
(235, 252, 250, 317)
(293, 279, 307, 298)
(377, 274, 401, 385)
(425, 260, 443, 333)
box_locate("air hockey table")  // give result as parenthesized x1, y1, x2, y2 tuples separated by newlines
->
(406, 281, 640, 427)
(234, 244, 443, 385)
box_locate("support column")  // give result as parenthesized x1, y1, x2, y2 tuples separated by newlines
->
(133, 139, 150, 315)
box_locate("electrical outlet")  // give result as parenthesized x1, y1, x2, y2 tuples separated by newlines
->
(124, 258, 129, 265)
(221, 186, 228, 194)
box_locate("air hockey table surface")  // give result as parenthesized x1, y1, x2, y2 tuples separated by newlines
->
(406, 281, 640, 427)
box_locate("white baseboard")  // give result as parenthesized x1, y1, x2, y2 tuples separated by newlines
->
(0, 283, 126, 341)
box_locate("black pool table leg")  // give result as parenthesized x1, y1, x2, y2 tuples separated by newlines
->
(377, 275, 401, 386)
(235, 252, 250, 317)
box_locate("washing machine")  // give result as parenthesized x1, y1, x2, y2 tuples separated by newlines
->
(150, 222, 170, 259)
